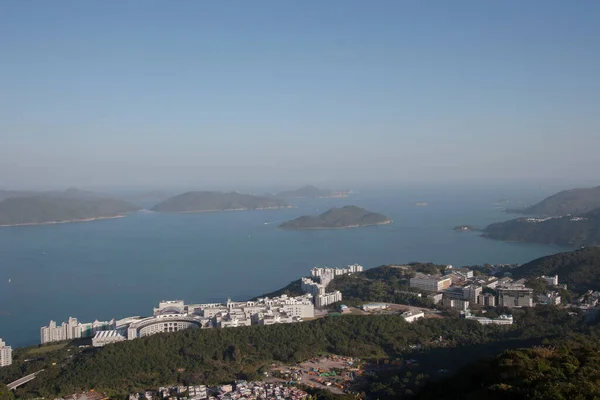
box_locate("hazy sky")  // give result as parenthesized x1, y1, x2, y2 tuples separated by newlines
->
(1, 1, 599, 189)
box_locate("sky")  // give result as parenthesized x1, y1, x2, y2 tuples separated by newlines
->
(1, 1, 599, 190)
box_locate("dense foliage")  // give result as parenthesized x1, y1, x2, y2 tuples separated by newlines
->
(151, 191, 289, 212)
(0, 196, 139, 225)
(483, 213, 600, 246)
(415, 339, 600, 399)
(4, 307, 583, 399)
(0, 383, 15, 400)
(510, 247, 600, 293)
(278, 206, 390, 230)
(327, 265, 436, 308)
(510, 185, 600, 216)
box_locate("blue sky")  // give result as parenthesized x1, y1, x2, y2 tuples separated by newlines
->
(1, 1, 599, 189)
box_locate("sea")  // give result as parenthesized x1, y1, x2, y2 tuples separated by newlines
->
(0, 184, 572, 347)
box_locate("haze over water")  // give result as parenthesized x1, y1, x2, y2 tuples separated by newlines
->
(0, 185, 570, 347)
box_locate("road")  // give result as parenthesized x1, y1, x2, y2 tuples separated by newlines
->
(7, 370, 43, 390)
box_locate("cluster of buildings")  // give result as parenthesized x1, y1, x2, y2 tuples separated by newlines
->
(0, 337, 12, 367)
(408, 268, 564, 324)
(301, 264, 363, 308)
(463, 312, 514, 325)
(41, 295, 315, 347)
(129, 381, 307, 400)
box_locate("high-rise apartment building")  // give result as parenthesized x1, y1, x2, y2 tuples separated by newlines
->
(0, 338, 12, 367)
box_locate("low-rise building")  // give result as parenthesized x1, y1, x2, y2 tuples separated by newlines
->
(0, 338, 12, 367)
(442, 298, 469, 311)
(92, 330, 126, 347)
(361, 303, 388, 312)
(464, 313, 513, 325)
(402, 310, 424, 323)
(537, 291, 562, 305)
(410, 274, 452, 292)
(541, 275, 559, 286)
(427, 293, 443, 305)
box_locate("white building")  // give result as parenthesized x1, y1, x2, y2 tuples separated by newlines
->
(315, 291, 343, 308)
(154, 300, 186, 315)
(361, 303, 388, 311)
(537, 291, 562, 305)
(92, 330, 126, 347)
(301, 277, 325, 296)
(41, 317, 116, 344)
(410, 274, 452, 292)
(401, 311, 424, 323)
(0, 338, 12, 367)
(478, 293, 497, 307)
(541, 275, 559, 286)
(442, 298, 470, 311)
(462, 285, 482, 304)
(465, 313, 513, 325)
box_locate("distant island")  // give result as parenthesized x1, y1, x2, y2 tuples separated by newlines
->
(273, 185, 349, 199)
(415, 202, 429, 206)
(278, 205, 391, 230)
(0, 192, 139, 227)
(483, 208, 600, 246)
(453, 225, 478, 232)
(151, 191, 290, 213)
(509, 185, 600, 216)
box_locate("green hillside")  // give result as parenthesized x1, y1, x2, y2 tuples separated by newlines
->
(511, 186, 600, 216)
(279, 205, 391, 230)
(151, 191, 289, 212)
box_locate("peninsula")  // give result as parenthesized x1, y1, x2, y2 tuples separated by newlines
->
(151, 191, 290, 213)
(273, 185, 349, 199)
(278, 205, 391, 230)
(0, 195, 139, 227)
(509, 185, 600, 216)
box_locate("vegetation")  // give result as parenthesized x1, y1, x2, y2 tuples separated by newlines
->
(279, 206, 391, 230)
(509, 185, 600, 216)
(251, 279, 305, 300)
(510, 247, 600, 293)
(327, 265, 444, 308)
(483, 211, 600, 246)
(151, 191, 289, 213)
(273, 185, 348, 199)
(0, 196, 139, 226)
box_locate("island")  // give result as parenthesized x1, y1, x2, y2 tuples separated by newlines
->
(482, 207, 600, 246)
(278, 205, 391, 230)
(0, 195, 139, 227)
(415, 202, 429, 206)
(453, 225, 478, 232)
(509, 185, 600, 216)
(151, 191, 290, 213)
(273, 185, 349, 198)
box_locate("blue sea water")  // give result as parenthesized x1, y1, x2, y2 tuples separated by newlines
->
(0, 186, 570, 347)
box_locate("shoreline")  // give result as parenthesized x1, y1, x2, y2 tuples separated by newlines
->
(0, 215, 127, 228)
(278, 220, 392, 230)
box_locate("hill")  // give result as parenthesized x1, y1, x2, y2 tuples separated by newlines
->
(274, 185, 348, 198)
(510, 186, 600, 216)
(0, 196, 139, 226)
(483, 209, 600, 246)
(151, 191, 290, 213)
(509, 247, 600, 293)
(415, 342, 600, 400)
(278, 205, 391, 230)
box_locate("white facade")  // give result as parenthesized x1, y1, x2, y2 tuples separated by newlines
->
(92, 330, 126, 347)
(0, 338, 12, 367)
(315, 291, 343, 308)
(41, 317, 116, 344)
(154, 300, 185, 315)
(465, 314, 513, 325)
(442, 298, 470, 311)
(541, 275, 559, 286)
(462, 285, 482, 304)
(301, 277, 325, 296)
(498, 286, 534, 308)
(402, 311, 424, 323)
(361, 303, 388, 311)
(410, 274, 452, 292)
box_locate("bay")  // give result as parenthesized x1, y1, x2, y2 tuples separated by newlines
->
(0, 186, 568, 347)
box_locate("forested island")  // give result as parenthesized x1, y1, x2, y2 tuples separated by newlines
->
(151, 191, 290, 213)
(454, 225, 478, 232)
(273, 185, 349, 199)
(0, 193, 139, 227)
(278, 206, 391, 230)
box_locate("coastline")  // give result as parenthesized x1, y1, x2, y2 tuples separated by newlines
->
(278, 220, 392, 230)
(0, 215, 127, 228)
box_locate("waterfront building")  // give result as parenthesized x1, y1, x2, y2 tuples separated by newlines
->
(301, 277, 325, 296)
(401, 311, 424, 323)
(0, 338, 12, 367)
(410, 274, 452, 292)
(154, 300, 186, 315)
(497, 285, 534, 308)
(92, 330, 126, 347)
(41, 317, 116, 344)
